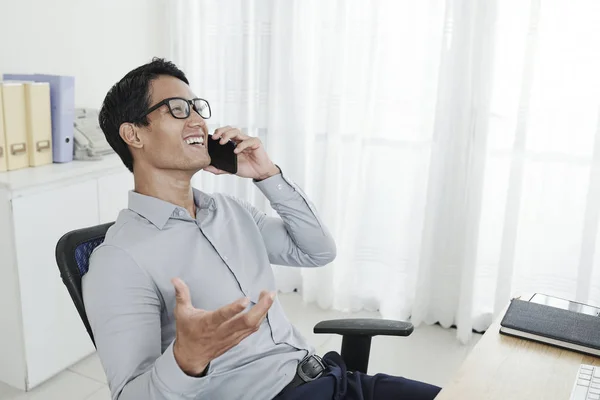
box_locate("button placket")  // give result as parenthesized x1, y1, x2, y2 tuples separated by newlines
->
(197, 225, 248, 296)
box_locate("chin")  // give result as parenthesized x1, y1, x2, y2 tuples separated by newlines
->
(168, 159, 208, 175)
(191, 157, 211, 172)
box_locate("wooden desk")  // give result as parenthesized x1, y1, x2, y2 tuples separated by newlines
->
(436, 304, 600, 400)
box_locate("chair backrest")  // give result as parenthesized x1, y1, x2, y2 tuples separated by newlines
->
(55, 222, 114, 346)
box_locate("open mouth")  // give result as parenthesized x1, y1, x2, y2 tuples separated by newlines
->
(185, 136, 205, 147)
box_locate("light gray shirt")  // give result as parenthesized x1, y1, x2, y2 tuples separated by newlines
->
(82, 171, 336, 400)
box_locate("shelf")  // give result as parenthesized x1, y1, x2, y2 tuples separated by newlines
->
(0, 154, 126, 198)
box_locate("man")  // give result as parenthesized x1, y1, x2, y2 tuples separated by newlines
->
(84, 58, 441, 400)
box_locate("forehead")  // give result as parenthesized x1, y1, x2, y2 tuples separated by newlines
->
(148, 75, 195, 104)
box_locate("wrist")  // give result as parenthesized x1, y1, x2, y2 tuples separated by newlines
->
(255, 164, 280, 181)
(173, 340, 210, 377)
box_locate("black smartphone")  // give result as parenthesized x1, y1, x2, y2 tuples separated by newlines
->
(207, 134, 238, 174)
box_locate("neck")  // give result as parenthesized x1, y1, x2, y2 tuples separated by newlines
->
(133, 167, 196, 217)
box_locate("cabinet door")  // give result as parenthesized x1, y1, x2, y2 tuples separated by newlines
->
(98, 171, 133, 224)
(11, 180, 99, 389)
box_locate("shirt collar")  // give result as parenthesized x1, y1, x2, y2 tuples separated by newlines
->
(128, 189, 216, 230)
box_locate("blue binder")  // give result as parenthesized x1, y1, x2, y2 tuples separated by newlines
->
(3, 73, 75, 163)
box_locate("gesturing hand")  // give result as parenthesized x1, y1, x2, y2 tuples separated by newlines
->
(203, 126, 280, 180)
(171, 277, 275, 376)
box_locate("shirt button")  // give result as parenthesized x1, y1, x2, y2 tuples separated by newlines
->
(177, 209, 185, 217)
(223, 255, 229, 261)
(277, 184, 283, 190)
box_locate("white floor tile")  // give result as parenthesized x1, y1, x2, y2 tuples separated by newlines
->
(366, 324, 480, 387)
(69, 354, 107, 384)
(0, 381, 23, 400)
(0, 371, 103, 400)
(84, 386, 111, 400)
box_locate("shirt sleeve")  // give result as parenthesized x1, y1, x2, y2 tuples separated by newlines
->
(82, 245, 209, 400)
(234, 170, 337, 267)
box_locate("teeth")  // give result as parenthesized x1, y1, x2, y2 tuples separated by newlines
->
(185, 137, 204, 145)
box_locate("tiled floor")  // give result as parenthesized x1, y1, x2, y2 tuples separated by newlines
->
(0, 292, 481, 399)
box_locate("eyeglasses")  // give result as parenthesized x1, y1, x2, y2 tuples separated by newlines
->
(140, 97, 211, 120)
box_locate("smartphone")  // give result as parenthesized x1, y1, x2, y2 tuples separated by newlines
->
(529, 293, 600, 317)
(207, 134, 238, 174)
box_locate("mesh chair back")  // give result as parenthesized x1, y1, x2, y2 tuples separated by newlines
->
(55, 222, 114, 346)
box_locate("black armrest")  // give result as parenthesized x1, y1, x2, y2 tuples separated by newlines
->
(313, 318, 414, 337)
(313, 318, 414, 373)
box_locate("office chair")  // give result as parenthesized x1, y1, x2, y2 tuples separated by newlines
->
(55, 222, 414, 374)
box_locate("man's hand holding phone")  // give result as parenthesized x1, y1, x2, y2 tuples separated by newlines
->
(204, 126, 280, 181)
(171, 277, 275, 376)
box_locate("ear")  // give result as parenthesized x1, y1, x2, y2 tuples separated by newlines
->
(119, 123, 144, 149)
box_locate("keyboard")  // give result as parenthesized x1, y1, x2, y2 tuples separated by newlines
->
(571, 364, 600, 400)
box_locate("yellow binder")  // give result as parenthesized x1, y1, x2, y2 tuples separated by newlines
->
(1, 82, 29, 171)
(24, 82, 53, 166)
(0, 87, 6, 172)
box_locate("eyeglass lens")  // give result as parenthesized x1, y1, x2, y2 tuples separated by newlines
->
(167, 98, 211, 119)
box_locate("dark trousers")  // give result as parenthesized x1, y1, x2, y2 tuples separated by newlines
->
(275, 352, 441, 400)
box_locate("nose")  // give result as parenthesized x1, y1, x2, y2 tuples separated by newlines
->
(187, 109, 206, 129)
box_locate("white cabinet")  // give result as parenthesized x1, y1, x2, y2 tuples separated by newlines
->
(12, 181, 99, 388)
(0, 155, 132, 391)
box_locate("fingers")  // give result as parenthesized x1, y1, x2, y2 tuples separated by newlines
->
(212, 126, 262, 155)
(224, 291, 275, 333)
(233, 137, 261, 154)
(203, 165, 228, 175)
(228, 326, 258, 347)
(212, 126, 248, 144)
(212, 126, 233, 139)
(246, 291, 275, 323)
(213, 328, 256, 360)
(172, 278, 193, 311)
(210, 297, 251, 326)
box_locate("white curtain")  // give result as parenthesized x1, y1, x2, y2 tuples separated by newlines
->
(168, 0, 600, 343)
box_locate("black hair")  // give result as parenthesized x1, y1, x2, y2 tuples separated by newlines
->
(98, 57, 189, 172)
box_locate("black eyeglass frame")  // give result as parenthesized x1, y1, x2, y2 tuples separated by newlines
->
(138, 97, 211, 120)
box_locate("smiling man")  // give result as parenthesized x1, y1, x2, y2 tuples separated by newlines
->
(83, 58, 441, 400)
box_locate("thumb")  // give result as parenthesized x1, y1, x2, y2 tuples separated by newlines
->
(172, 277, 192, 309)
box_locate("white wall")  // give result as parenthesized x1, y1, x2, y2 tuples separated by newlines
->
(0, 0, 170, 108)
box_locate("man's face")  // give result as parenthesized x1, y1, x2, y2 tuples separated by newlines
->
(132, 75, 210, 174)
